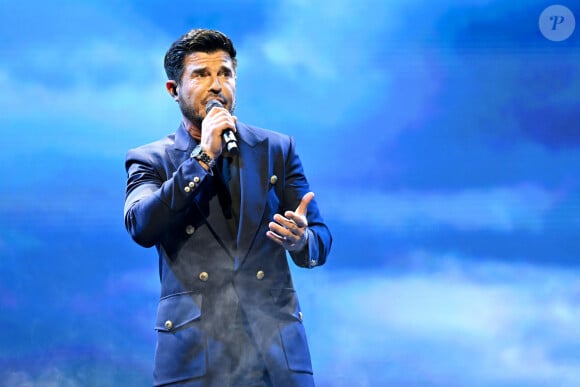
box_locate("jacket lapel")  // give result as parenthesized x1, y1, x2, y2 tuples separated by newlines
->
(169, 122, 237, 258)
(235, 123, 269, 262)
(168, 122, 196, 166)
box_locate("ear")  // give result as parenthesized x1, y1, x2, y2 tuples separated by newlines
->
(165, 80, 178, 101)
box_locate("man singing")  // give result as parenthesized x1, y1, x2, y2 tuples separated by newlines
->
(124, 28, 332, 386)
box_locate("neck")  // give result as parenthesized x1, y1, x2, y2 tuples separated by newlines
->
(182, 116, 202, 141)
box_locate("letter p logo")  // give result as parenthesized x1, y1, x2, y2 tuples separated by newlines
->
(551, 15, 565, 30)
(538, 5, 576, 42)
(539, 5, 575, 41)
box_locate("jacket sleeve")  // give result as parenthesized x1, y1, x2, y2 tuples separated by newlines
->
(123, 147, 211, 248)
(283, 137, 332, 268)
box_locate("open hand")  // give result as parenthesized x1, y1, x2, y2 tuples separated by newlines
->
(266, 192, 314, 251)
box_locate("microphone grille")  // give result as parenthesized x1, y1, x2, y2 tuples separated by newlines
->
(205, 99, 223, 114)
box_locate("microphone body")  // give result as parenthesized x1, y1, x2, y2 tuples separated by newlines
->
(205, 100, 239, 155)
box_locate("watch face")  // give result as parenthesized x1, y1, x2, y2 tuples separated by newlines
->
(190, 146, 215, 168)
(191, 145, 202, 158)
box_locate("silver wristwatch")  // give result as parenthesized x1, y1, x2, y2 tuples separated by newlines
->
(190, 145, 216, 169)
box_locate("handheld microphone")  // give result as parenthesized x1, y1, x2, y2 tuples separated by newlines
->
(205, 99, 239, 155)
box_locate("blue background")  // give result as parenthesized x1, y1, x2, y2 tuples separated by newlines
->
(1, 1, 579, 386)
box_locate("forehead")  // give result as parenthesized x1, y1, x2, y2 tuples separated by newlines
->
(183, 50, 234, 70)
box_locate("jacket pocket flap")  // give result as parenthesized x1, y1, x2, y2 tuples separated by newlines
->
(155, 292, 202, 332)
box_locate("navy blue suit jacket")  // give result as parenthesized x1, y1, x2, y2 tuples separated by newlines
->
(124, 121, 332, 386)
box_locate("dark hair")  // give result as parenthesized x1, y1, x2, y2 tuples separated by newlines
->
(164, 29, 237, 84)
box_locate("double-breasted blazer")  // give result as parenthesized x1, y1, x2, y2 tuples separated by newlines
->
(124, 121, 332, 386)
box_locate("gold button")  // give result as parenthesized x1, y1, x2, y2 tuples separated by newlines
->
(164, 320, 173, 330)
(184, 186, 191, 193)
(188, 181, 196, 188)
(199, 272, 209, 282)
(256, 270, 265, 280)
(185, 225, 195, 235)
(310, 259, 317, 267)
(270, 175, 278, 185)
(298, 312, 303, 321)
(193, 176, 200, 183)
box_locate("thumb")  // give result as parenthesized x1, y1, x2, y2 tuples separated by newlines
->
(295, 192, 315, 217)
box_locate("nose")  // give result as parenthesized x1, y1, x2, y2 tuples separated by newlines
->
(209, 75, 222, 93)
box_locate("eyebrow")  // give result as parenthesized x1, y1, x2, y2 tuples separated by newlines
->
(190, 63, 233, 75)
(191, 67, 209, 76)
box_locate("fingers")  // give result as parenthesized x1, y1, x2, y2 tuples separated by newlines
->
(267, 213, 304, 248)
(266, 230, 290, 245)
(266, 228, 304, 251)
(295, 192, 314, 217)
(266, 192, 315, 251)
(207, 110, 236, 135)
(206, 106, 236, 128)
(231, 115, 238, 131)
(269, 192, 314, 239)
(201, 108, 237, 157)
(270, 214, 303, 236)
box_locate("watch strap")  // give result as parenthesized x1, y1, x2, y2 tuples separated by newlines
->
(191, 146, 216, 169)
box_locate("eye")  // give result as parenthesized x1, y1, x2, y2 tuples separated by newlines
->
(219, 68, 233, 77)
(192, 69, 209, 78)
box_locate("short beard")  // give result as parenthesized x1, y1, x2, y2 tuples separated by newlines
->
(177, 95, 237, 128)
(178, 96, 203, 129)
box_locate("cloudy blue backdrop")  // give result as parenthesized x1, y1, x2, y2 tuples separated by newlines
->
(1, 1, 579, 386)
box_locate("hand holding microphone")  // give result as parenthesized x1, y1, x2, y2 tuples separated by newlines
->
(205, 100, 239, 155)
